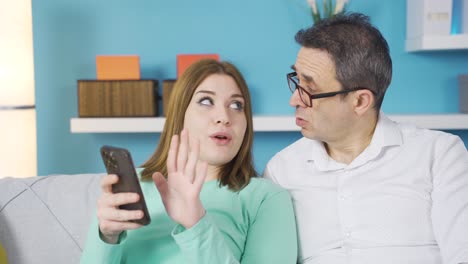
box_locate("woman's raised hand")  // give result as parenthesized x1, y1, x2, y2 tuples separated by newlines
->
(96, 174, 144, 244)
(152, 129, 208, 229)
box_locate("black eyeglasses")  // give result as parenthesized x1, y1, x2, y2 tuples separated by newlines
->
(287, 72, 369, 108)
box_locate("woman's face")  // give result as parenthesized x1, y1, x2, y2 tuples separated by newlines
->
(183, 73, 247, 167)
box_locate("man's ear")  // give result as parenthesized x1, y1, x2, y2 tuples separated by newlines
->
(353, 89, 374, 116)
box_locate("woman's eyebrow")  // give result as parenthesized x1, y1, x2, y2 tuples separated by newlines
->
(231, 94, 244, 99)
(196, 90, 244, 100)
(195, 90, 215, 95)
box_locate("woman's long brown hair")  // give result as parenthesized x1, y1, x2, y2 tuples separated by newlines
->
(140, 59, 257, 191)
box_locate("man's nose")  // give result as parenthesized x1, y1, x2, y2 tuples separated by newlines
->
(289, 89, 304, 108)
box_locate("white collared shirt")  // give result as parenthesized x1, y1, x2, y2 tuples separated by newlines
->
(264, 113, 468, 264)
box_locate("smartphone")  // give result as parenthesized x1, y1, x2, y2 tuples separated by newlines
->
(100, 145, 151, 225)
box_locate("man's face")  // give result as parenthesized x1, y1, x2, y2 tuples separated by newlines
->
(290, 47, 356, 143)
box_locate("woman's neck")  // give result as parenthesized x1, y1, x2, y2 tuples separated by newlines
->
(205, 165, 219, 182)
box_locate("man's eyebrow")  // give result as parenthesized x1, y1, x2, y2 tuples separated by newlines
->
(290, 65, 314, 83)
(301, 73, 314, 83)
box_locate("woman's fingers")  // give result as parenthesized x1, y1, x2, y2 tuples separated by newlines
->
(98, 207, 144, 222)
(97, 175, 146, 240)
(100, 174, 119, 193)
(167, 134, 179, 174)
(98, 192, 140, 208)
(167, 130, 205, 185)
(99, 219, 142, 238)
(152, 172, 169, 198)
(97, 191, 144, 239)
(100, 220, 142, 231)
(184, 139, 199, 183)
(177, 129, 189, 174)
(194, 161, 208, 194)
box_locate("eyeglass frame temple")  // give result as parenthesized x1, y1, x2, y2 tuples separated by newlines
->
(287, 72, 371, 100)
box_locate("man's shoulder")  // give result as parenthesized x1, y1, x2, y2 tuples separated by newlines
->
(270, 137, 313, 161)
(396, 121, 461, 145)
(265, 137, 318, 172)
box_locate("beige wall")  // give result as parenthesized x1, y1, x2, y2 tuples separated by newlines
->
(0, 0, 37, 177)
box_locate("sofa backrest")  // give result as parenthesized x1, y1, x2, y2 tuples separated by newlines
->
(0, 173, 103, 264)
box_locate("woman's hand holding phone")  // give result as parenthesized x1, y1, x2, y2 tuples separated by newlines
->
(96, 128, 207, 243)
(97, 174, 145, 244)
(152, 129, 208, 229)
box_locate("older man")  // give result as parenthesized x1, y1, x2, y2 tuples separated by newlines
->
(264, 13, 468, 264)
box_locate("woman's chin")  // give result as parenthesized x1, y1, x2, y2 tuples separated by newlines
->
(203, 155, 234, 167)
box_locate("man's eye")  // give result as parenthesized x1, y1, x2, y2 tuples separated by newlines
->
(198, 97, 213, 106)
(299, 84, 315, 94)
(230, 101, 244, 110)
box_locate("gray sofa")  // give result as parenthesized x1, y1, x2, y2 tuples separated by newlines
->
(0, 173, 104, 264)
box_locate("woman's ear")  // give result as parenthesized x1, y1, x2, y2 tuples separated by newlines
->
(353, 89, 374, 116)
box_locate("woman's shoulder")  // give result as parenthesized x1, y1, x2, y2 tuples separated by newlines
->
(240, 177, 290, 200)
(237, 178, 293, 222)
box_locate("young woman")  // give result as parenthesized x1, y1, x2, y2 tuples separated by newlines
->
(81, 59, 297, 263)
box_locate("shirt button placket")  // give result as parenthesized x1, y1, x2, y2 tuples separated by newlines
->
(338, 169, 353, 243)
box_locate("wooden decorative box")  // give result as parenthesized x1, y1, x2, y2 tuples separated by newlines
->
(78, 80, 158, 117)
(162, 79, 176, 116)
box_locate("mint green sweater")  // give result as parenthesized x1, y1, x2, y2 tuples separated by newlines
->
(80, 177, 297, 264)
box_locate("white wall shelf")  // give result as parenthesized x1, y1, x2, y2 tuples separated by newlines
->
(70, 114, 468, 133)
(405, 34, 468, 52)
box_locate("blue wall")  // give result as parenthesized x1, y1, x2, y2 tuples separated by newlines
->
(32, 0, 468, 175)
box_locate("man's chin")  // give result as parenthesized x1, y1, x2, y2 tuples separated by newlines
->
(300, 128, 319, 140)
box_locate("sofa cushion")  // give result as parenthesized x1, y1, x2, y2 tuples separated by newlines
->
(0, 173, 103, 264)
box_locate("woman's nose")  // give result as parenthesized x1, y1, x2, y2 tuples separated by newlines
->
(215, 108, 231, 125)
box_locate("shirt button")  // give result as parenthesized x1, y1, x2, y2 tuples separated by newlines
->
(345, 232, 351, 238)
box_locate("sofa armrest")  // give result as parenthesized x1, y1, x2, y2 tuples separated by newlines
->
(0, 173, 103, 264)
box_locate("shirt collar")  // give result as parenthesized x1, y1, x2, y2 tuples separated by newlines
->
(371, 112, 403, 149)
(306, 112, 403, 171)
(347, 112, 403, 169)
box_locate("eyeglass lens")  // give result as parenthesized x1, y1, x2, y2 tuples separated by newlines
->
(288, 75, 312, 107)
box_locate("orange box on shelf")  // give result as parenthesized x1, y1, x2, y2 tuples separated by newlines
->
(96, 55, 140, 80)
(177, 54, 220, 78)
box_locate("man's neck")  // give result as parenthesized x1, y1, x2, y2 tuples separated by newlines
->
(325, 114, 378, 165)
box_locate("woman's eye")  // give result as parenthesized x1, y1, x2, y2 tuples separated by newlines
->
(230, 101, 244, 110)
(198, 97, 213, 106)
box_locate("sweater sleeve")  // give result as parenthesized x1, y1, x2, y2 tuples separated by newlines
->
(239, 190, 298, 264)
(172, 215, 240, 264)
(173, 190, 298, 264)
(80, 215, 125, 264)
